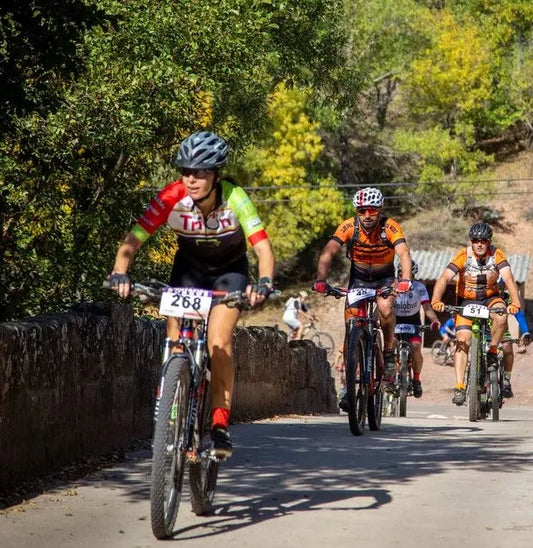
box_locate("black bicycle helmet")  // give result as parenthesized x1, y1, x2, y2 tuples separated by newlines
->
(175, 131, 229, 169)
(469, 222, 493, 241)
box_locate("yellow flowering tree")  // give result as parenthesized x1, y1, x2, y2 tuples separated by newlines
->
(241, 83, 345, 264)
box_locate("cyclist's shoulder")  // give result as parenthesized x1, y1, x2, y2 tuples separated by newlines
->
(450, 246, 468, 265)
(333, 217, 355, 239)
(491, 246, 508, 262)
(157, 179, 188, 201)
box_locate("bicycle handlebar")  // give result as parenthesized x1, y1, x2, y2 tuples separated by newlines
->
(316, 282, 396, 300)
(443, 304, 508, 316)
(102, 279, 281, 308)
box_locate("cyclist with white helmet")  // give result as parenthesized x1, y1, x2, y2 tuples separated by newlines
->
(282, 290, 316, 340)
(109, 131, 275, 457)
(313, 186, 412, 411)
(394, 261, 441, 398)
(431, 222, 521, 406)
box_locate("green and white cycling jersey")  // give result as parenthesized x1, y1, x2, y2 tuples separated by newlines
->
(131, 179, 268, 273)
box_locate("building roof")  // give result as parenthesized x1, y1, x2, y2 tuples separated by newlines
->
(403, 249, 531, 284)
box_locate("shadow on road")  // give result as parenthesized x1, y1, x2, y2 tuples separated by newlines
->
(170, 418, 533, 539)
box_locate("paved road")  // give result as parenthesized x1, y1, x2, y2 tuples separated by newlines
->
(2, 404, 533, 548)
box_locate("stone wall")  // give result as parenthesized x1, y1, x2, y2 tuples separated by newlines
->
(0, 304, 337, 490)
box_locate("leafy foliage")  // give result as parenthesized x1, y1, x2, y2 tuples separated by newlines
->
(239, 84, 345, 268)
(0, 0, 347, 320)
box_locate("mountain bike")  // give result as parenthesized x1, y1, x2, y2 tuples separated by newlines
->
(103, 279, 269, 539)
(431, 337, 456, 366)
(300, 321, 335, 360)
(444, 303, 507, 422)
(383, 324, 428, 418)
(320, 283, 393, 436)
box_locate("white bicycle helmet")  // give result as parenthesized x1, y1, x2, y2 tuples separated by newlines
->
(352, 187, 384, 209)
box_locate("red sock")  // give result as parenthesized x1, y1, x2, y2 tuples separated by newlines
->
(212, 407, 230, 429)
(413, 372, 421, 381)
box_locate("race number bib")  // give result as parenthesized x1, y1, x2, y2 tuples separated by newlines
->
(347, 287, 376, 305)
(462, 303, 490, 319)
(159, 287, 213, 320)
(395, 323, 417, 334)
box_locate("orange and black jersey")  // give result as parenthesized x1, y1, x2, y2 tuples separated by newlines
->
(447, 245, 510, 301)
(332, 216, 406, 282)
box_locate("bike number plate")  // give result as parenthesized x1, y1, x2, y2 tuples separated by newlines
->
(159, 287, 213, 320)
(347, 287, 376, 305)
(395, 323, 416, 334)
(462, 303, 490, 319)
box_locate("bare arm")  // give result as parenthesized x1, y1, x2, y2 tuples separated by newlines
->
(422, 302, 440, 325)
(252, 238, 275, 281)
(247, 238, 275, 306)
(112, 232, 143, 274)
(431, 268, 456, 304)
(499, 265, 521, 306)
(395, 242, 412, 280)
(316, 239, 342, 280)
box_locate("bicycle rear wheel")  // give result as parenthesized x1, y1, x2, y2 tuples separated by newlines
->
(345, 325, 367, 436)
(467, 337, 480, 422)
(367, 338, 384, 430)
(151, 355, 192, 539)
(312, 331, 335, 361)
(399, 347, 409, 417)
(189, 368, 219, 515)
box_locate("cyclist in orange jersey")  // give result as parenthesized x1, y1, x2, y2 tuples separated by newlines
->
(431, 222, 521, 406)
(312, 187, 412, 411)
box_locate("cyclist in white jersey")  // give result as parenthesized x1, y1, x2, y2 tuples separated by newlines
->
(282, 291, 316, 340)
(393, 262, 441, 398)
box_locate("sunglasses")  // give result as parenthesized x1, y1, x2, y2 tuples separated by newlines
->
(181, 168, 214, 178)
(357, 207, 381, 216)
(471, 238, 490, 244)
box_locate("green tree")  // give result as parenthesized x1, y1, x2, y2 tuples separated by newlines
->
(0, 0, 349, 320)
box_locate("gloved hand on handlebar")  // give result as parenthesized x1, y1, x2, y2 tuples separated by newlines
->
(431, 301, 445, 313)
(248, 276, 273, 307)
(396, 279, 412, 293)
(108, 272, 131, 297)
(313, 279, 327, 293)
(507, 302, 521, 315)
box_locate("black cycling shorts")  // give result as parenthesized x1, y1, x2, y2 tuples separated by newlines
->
(169, 255, 248, 292)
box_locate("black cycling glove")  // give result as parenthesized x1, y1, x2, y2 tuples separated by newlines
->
(253, 276, 274, 298)
(108, 272, 130, 288)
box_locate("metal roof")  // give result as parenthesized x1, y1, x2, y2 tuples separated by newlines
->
(397, 249, 531, 284)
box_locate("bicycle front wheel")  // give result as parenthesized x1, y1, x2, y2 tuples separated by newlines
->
(489, 368, 500, 421)
(467, 337, 480, 422)
(367, 339, 384, 431)
(345, 325, 368, 436)
(150, 355, 192, 539)
(399, 347, 409, 417)
(312, 331, 335, 361)
(431, 340, 446, 365)
(189, 370, 219, 516)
